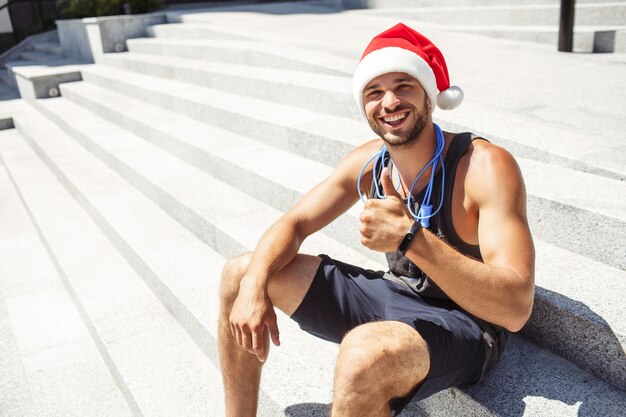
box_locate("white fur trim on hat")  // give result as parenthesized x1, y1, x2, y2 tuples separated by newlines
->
(353, 47, 437, 119)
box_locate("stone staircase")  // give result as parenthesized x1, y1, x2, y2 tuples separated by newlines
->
(1, 1, 625, 416)
(0, 30, 65, 100)
(347, 0, 626, 52)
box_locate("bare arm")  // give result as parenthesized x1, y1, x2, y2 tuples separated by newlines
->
(243, 141, 379, 288)
(230, 140, 381, 360)
(361, 146, 535, 332)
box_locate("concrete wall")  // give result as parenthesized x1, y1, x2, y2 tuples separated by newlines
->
(57, 13, 166, 63)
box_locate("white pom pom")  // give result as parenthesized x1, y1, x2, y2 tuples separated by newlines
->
(436, 86, 464, 110)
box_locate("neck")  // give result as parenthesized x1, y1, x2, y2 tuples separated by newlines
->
(387, 122, 440, 195)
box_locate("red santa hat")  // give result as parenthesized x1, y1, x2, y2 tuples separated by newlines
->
(353, 23, 463, 118)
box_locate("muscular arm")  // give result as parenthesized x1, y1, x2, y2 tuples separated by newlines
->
(230, 140, 381, 360)
(361, 144, 535, 332)
(243, 140, 379, 288)
(406, 146, 535, 331)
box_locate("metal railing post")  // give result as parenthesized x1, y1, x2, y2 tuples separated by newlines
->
(37, 0, 44, 31)
(558, 0, 576, 52)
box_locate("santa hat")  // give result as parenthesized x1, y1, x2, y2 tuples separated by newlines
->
(353, 23, 463, 118)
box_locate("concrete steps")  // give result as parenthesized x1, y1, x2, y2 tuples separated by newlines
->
(78, 62, 626, 268)
(134, 19, 626, 180)
(170, 2, 626, 54)
(4, 84, 625, 417)
(0, 130, 132, 417)
(50, 69, 626, 390)
(19, 51, 57, 63)
(31, 42, 63, 56)
(146, 22, 253, 40)
(100, 49, 625, 181)
(362, 3, 626, 27)
(126, 37, 351, 75)
(384, 22, 626, 53)
(5, 97, 364, 416)
(350, 0, 626, 51)
(99, 51, 358, 119)
(4, 105, 227, 417)
(1, 2, 624, 415)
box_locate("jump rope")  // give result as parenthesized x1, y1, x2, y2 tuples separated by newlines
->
(357, 123, 446, 229)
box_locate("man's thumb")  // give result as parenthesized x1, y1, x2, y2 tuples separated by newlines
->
(381, 167, 402, 199)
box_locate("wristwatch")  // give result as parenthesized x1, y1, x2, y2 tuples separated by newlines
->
(398, 220, 422, 256)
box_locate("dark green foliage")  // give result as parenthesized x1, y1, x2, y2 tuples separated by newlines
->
(129, 0, 165, 14)
(57, 0, 164, 18)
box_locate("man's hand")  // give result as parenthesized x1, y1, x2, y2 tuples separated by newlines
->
(359, 167, 413, 252)
(229, 276, 280, 362)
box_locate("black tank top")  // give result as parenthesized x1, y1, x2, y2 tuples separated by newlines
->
(369, 132, 483, 300)
(369, 132, 508, 369)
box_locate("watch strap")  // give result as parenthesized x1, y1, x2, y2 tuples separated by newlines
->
(398, 220, 422, 256)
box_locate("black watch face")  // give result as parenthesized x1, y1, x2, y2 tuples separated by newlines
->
(399, 233, 414, 253)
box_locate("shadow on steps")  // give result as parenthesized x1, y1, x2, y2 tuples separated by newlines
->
(522, 287, 626, 392)
(285, 402, 329, 416)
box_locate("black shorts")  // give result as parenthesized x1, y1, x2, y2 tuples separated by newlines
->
(290, 255, 506, 414)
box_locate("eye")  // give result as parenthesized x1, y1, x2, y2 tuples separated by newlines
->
(365, 89, 383, 100)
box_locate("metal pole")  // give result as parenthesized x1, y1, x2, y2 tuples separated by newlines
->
(35, 0, 43, 29)
(6, 2, 19, 44)
(558, 0, 575, 52)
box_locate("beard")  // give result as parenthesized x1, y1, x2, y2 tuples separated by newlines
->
(368, 95, 429, 149)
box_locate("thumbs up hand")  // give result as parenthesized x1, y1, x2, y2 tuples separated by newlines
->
(380, 166, 404, 201)
(359, 167, 414, 252)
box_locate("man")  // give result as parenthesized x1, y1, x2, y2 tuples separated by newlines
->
(218, 23, 535, 417)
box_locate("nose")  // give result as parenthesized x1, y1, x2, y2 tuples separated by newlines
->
(381, 90, 399, 110)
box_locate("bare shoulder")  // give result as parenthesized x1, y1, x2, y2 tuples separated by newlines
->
(464, 139, 526, 206)
(283, 138, 384, 237)
(340, 138, 384, 169)
(333, 138, 384, 186)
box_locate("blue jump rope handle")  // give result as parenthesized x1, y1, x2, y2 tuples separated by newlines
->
(418, 204, 433, 228)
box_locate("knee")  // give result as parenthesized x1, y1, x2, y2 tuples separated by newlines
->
(219, 252, 252, 306)
(335, 324, 389, 389)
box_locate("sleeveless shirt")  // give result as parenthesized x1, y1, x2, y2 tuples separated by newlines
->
(369, 132, 482, 299)
(368, 131, 508, 372)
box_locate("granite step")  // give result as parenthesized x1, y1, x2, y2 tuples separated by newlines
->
(76, 64, 626, 273)
(3, 3, 625, 416)
(99, 51, 360, 120)
(19, 51, 57, 63)
(29, 77, 626, 391)
(161, 9, 626, 180)
(146, 22, 253, 40)
(98, 50, 625, 181)
(0, 129, 132, 417)
(126, 38, 350, 76)
(6, 109, 227, 417)
(9, 97, 371, 417)
(11, 91, 626, 417)
(31, 42, 63, 56)
(386, 23, 626, 52)
(165, 0, 342, 20)
(359, 3, 626, 27)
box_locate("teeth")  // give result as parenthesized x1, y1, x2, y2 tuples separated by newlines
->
(383, 113, 406, 123)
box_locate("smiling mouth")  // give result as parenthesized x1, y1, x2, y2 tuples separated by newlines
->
(381, 112, 408, 128)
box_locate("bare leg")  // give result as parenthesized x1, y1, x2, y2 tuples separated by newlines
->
(218, 252, 322, 417)
(331, 321, 431, 417)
